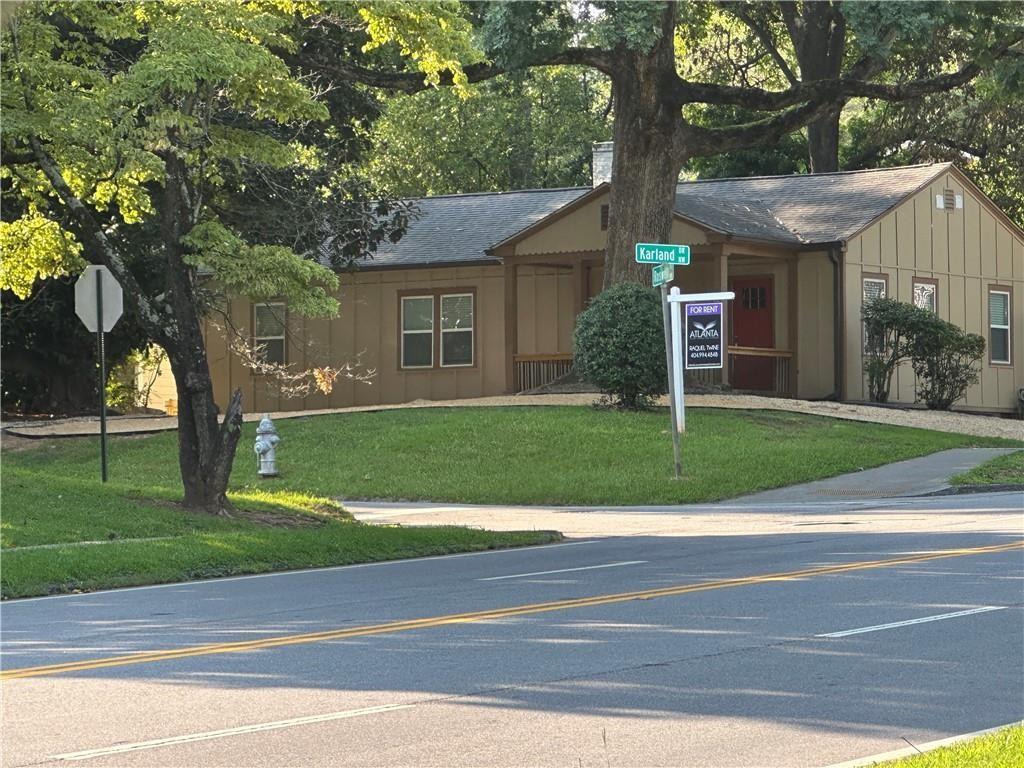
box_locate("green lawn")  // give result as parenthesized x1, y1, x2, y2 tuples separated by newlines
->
(4, 406, 1016, 599)
(951, 450, 1024, 486)
(872, 724, 1024, 767)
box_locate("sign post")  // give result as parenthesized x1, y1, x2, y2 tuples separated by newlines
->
(636, 244, 689, 478)
(75, 266, 124, 482)
(667, 288, 735, 438)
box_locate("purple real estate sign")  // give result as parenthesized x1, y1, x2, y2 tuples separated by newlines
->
(685, 302, 724, 369)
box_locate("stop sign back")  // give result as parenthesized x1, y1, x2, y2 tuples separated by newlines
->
(75, 265, 123, 333)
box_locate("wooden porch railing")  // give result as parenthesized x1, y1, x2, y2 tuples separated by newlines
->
(514, 353, 573, 392)
(727, 346, 793, 395)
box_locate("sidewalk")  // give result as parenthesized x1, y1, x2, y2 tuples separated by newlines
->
(347, 448, 1023, 538)
(4, 393, 1023, 440)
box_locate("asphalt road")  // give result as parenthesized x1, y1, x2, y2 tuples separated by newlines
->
(2, 492, 1023, 767)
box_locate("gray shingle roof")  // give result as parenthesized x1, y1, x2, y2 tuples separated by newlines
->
(364, 187, 589, 269)
(673, 193, 801, 244)
(675, 163, 949, 244)
(355, 163, 951, 268)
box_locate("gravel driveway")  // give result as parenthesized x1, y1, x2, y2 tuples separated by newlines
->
(4, 393, 1022, 441)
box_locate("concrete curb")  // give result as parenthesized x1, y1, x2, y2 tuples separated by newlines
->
(823, 720, 1023, 767)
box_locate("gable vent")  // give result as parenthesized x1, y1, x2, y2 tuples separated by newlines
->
(600, 204, 610, 230)
(936, 189, 963, 211)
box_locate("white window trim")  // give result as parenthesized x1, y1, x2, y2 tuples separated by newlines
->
(989, 289, 1011, 365)
(254, 302, 286, 365)
(401, 295, 434, 369)
(440, 293, 474, 368)
(862, 278, 887, 354)
(912, 280, 937, 313)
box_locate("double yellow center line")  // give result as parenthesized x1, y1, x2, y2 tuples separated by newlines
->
(3, 540, 1020, 681)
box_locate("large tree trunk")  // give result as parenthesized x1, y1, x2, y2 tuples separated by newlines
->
(602, 2, 683, 287)
(784, 1, 847, 174)
(162, 153, 245, 515)
(807, 107, 842, 173)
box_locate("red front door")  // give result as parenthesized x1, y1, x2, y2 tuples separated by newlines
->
(730, 276, 774, 391)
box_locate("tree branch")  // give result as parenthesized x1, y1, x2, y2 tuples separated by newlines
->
(309, 46, 616, 93)
(28, 136, 171, 341)
(727, 4, 798, 85)
(679, 97, 839, 158)
(674, 31, 1023, 110)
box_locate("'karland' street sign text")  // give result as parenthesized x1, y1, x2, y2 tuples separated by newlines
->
(635, 243, 690, 265)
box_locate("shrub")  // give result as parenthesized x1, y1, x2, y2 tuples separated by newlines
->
(910, 319, 985, 410)
(573, 282, 666, 409)
(862, 298, 932, 403)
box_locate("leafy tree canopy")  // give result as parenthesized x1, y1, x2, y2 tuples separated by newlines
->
(361, 67, 611, 196)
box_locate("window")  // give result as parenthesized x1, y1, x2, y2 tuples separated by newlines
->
(400, 291, 475, 369)
(863, 277, 886, 304)
(440, 294, 473, 367)
(401, 296, 434, 368)
(989, 288, 1011, 364)
(863, 276, 887, 353)
(741, 286, 767, 310)
(912, 279, 937, 313)
(254, 303, 286, 365)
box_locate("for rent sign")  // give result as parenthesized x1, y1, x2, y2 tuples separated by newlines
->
(685, 302, 724, 369)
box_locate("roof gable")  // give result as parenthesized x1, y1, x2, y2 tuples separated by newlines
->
(674, 163, 950, 244)
(365, 187, 589, 269)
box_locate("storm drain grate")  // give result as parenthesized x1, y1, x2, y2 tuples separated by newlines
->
(814, 488, 916, 498)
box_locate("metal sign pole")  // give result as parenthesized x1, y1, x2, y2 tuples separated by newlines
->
(670, 288, 685, 432)
(661, 283, 681, 479)
(96, 270, 108, 483)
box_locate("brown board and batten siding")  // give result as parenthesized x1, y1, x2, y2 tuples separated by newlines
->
(207, 263, 579, 413)
(843, 170, 1024, 412)
(209, 266, 510, 414)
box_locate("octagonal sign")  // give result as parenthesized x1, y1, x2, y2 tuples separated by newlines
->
(75, 265, 123, 333)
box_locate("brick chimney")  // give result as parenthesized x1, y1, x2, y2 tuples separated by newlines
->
(592, 141, 613, 187)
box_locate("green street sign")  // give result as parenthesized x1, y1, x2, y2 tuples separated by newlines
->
(635, 243, 690, 265)
(652, 263, 675, 287)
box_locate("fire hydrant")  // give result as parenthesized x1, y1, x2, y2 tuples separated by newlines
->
(254, 414, 280, 477)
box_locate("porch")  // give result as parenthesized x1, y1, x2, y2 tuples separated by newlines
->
(502, 243, 808, 399)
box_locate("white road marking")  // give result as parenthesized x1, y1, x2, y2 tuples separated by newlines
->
(817, 606, 1007, 638)
(477, 560, 648, 581)
(7, 539, 599, 603)
(49, 703, 415, 761)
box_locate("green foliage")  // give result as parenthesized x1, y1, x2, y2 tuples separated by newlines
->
(573, 283, 667, 409)
(863, 298, 986, 410)
(909, 318, 986, 411)
(362, 68, 611, 195)
(862, 298, 934, 403)
(105, 346, 168, 412)
(0, 207, 85, 298)
(358, 0, 484, 91)
(182, 221, 339, 317)
(0, 1, 367, 317)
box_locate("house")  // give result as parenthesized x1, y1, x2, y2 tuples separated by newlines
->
(200, 144, 1023, 415)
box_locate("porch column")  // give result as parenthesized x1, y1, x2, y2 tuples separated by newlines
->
(717, 248, 729, 386)
(572, 260, 589, 319)
(504, 263, 518, 393)
(788, 254, 799, 397)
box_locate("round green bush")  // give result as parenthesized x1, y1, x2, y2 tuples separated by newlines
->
(573, 282, 667, 408)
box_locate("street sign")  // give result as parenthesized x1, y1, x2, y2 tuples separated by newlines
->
(685, 302, 724, 369)
(75, 265, 123, 332)
(652, 263, 675, 287)
(635, 243, 690, 265)
(74, 265, 124, 483)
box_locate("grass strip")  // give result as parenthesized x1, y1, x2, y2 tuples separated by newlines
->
(950, 450, 1024, 486)
(871, 723, 1024, 767)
